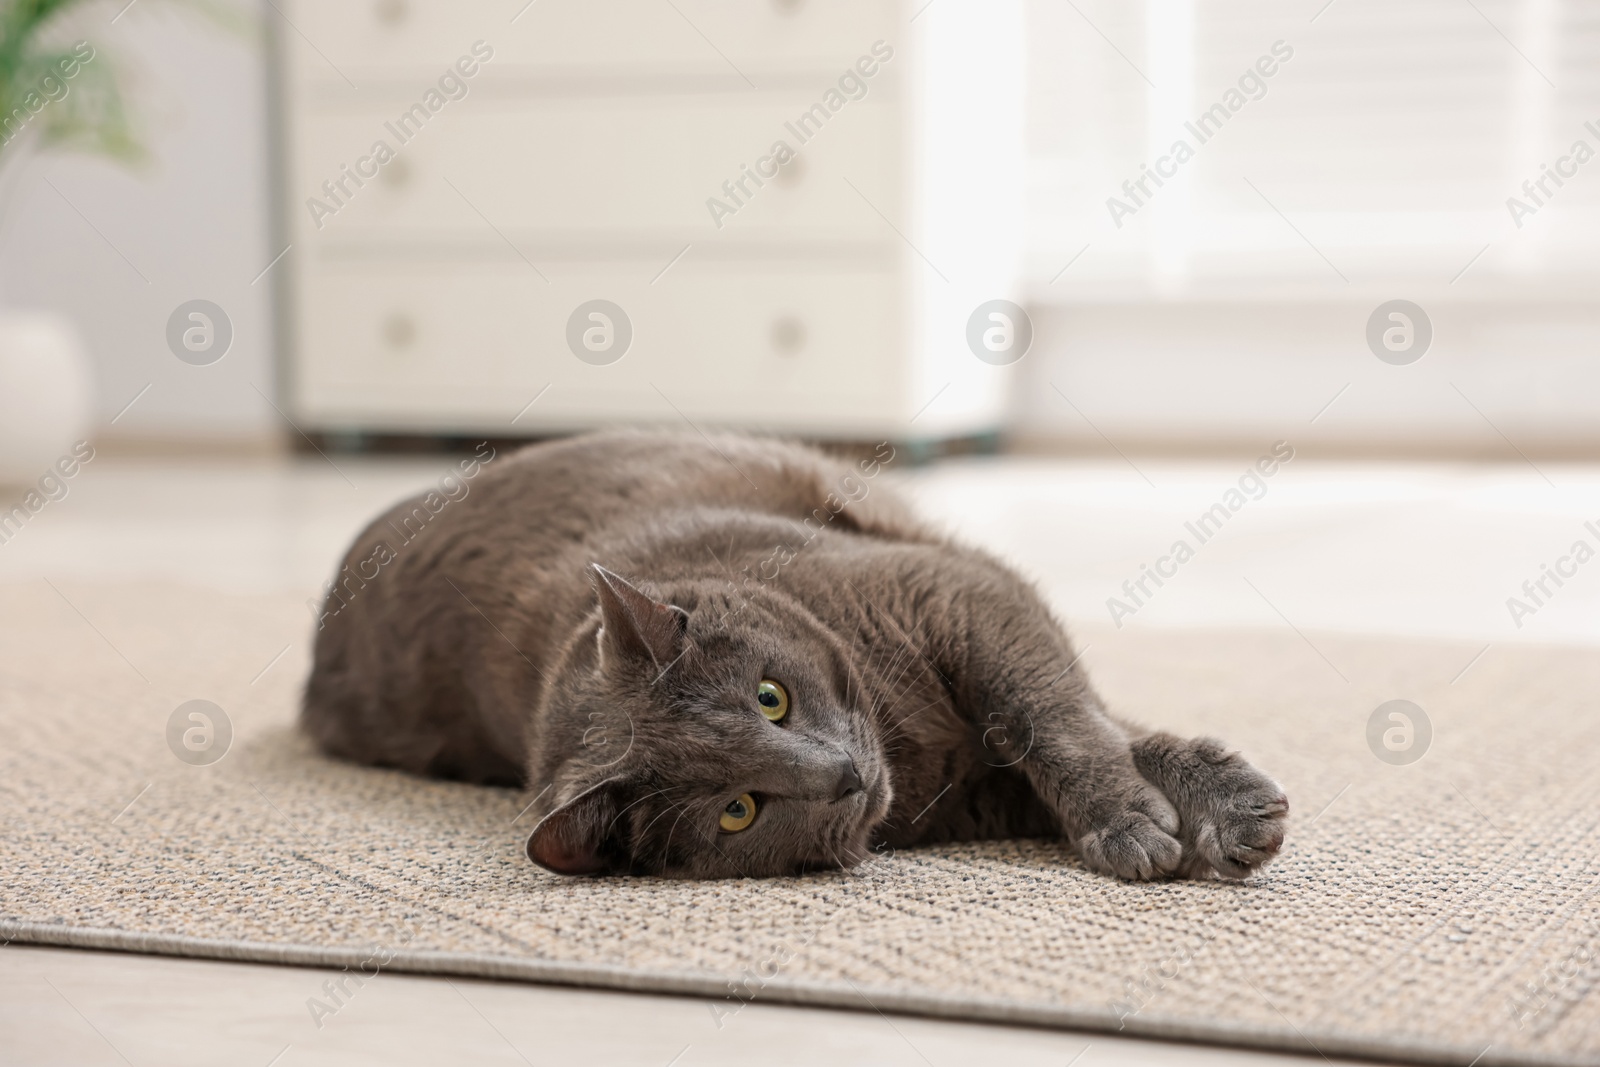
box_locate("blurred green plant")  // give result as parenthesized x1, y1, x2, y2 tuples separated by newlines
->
(0, 0, 249, 167)
(1, 0, 138, 163)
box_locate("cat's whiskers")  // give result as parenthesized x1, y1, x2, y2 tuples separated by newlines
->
(876, 690, 952, 749)
(848, 581, 955, 692)
(883, 640, 927, 700)
(842, 629, 870, 718)
(679, 811, 754, 879)
(841, 625, 899, 721)
(602, 784, 676, 841)
(637, 788, 693, 840)
(872, 629, 940, 719)
(870, 636, 916, 698)
(818, 832, 847, 873)
(845, 648, 902, 731)
(847, 640, 923, 783)
(829, 820, 857, 868)
(660, 801, 692, 866)
(821, 802, 874, 873)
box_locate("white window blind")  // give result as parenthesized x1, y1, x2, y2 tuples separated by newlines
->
(1024, 0, 1600, 301)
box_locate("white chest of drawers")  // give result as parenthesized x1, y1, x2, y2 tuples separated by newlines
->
(272, 0, 1025, 441)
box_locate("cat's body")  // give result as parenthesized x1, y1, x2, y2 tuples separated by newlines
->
(303, 432, 1287, 880)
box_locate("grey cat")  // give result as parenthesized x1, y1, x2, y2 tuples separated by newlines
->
(302, 432, 1288, 881)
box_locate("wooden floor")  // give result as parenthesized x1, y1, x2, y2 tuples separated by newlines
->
(1, 944, 1383, 1067)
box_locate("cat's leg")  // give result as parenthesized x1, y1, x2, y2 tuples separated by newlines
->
(1008, 709, 1186, 881)
(1120, 727, 1289, 879)
(861, 547, 1290, 881)
(897, 564, 1185, 879)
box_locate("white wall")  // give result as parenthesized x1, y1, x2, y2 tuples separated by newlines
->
(1010, 301, 1600, 454)
(0, 2, 276, 443)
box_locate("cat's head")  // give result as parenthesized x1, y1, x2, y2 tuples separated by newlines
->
(525, 564, 892, 878)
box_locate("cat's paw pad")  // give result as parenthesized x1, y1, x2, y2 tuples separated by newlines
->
(1076, 790, 1182, 881)
(1171, 740, 1288, 880)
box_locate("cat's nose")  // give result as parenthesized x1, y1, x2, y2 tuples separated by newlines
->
(832, 760, 863, 801)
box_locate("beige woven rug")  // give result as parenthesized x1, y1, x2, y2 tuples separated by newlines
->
(2, 580, 1596, 1066)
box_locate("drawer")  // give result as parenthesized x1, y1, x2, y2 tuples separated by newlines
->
(290, 259, 905, 433)
(288, 95, 900, 240)
(280, 0, 899, 79)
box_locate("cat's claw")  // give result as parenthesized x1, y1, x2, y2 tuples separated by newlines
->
(1179, 777, 1288, 880)
(1138, 736, 1289, 880)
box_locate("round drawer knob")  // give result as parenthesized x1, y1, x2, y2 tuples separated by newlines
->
(375, 0, 408, 26)
(381, 313, 416, 350)
(774, 154, 805, 188)
(771, 0, 804, 13)
(380, 156, 412, 189)
(771, 316, 805, 356)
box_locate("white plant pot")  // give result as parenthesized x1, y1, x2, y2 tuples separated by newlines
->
(0, 311, 94, 485)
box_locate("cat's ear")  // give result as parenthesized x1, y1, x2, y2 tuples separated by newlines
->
(525, 777, 632, 876)
(588, 564, 689, 671)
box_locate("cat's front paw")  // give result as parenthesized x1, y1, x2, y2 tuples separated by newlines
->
(1133, 735, 1288, 880)
(1074, 786, 1183, 881)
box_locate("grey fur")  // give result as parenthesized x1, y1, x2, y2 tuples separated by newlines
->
(302, 432, 1287, 880)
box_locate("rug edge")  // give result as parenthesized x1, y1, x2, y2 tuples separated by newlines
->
(1, 920, 1581, 1067)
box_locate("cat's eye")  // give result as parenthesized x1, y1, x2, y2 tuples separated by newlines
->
(756, 679, 789, 722)
(719, 793, 757, 833)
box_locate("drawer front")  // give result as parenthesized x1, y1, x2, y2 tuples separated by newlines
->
(281, 0, 898, 78)
(289, 96, 899, 240)
(291, 260, 904, 432)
